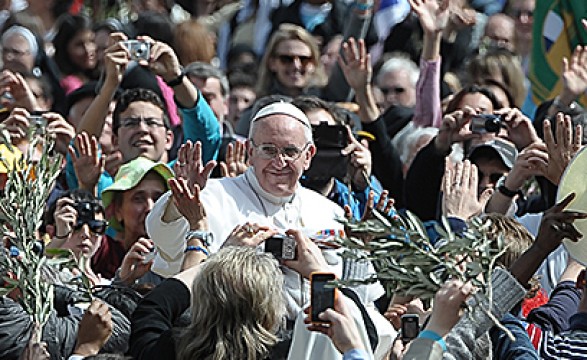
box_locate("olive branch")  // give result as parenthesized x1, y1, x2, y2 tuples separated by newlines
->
(335, 209, 514, 340)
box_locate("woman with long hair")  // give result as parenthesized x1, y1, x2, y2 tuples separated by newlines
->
(53, 14, 98, 94)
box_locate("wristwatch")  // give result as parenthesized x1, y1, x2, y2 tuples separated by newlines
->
(185, 230, 213, 248)
(165, 67, 185, 87)
(496, 176, 521, 198)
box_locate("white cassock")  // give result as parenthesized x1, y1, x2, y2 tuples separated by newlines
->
(147, 168, 393, 359)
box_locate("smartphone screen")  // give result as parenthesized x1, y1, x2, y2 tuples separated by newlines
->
(310, 272, 336, 323)
(401, 314, 420, 343)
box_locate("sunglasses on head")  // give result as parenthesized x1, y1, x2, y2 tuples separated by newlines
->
(73, 219, 108, 235)
(275, 54, 313, 67)
(380, 86, 406, 95)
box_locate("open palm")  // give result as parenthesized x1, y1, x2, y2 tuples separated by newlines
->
(409, 0, 450, 34)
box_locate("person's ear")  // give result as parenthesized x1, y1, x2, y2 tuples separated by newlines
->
(165, 130, 174, 151)
(303, 144, 316, 170)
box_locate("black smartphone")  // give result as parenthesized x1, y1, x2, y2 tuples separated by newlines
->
(310, 272, 337, 324)
(401, 314, 420, 343)
(304, 123, 349, 182)
(264, 234, 296, 260)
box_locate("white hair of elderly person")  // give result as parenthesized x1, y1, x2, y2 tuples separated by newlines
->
(146, 101, 393, 359)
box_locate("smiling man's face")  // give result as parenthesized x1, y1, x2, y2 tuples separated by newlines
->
(248, 115, 315, 197)
(113, 101, 173, 163)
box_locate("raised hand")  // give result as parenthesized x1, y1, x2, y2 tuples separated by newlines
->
(0, 70, 38, 111)
(283, 229, 330, 279)
(442, 160, 492, 220)
(494, 107, 541, 150)
(435, 107, 480, 153)
(103, 33, 130, 86)
(45, 112, 75, 155)
(68, 132, 105, 194)
(73, 299, 113, 357)
(425, 279, 474, 336)
(49, 197, 77, 246)
(140, 35, 182, 83)
(342, 126, 372, 190)
(534, 193, 587, 255)
(169, 177, 207, 230)
(3, 107, 30, 143)
(561, 45, 587, 101)
(117, 237, 155, 285)
(219, 140, 248, 178)
(306, 294, 365, 354)
(536, 113, 583, 185)
(174, 140, 217, 191)
(409, 0, 451, 35)
(223, 222, 277, 247)
(338, 37, 371, 92)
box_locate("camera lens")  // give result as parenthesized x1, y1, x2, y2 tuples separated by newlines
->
(484, 116, 502, 133)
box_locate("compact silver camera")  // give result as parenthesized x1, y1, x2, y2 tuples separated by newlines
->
(29, 115, 47, 135)
(264, 234, 297, 260)
(470, 114, 504, 134)
(122, 40, 151, 62)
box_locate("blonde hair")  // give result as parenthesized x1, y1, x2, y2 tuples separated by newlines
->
(479, 213, 534, 268)
(177, 247, 285, 360)
(173, 19, 216, 66)
(256, 24, 327, 97)
(467, 49, 526, 108)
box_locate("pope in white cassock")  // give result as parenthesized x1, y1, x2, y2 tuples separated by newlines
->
(146, 101, 393, 360)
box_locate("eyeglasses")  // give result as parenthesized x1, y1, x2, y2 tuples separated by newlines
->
(251, 140, 310, 161)
(275, 54, 313, 67)
(380, 86, 406, 95)
(73, 219, 108, 235)
(119, 117, 166, 128)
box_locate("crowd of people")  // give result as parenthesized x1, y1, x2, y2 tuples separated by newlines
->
(0, 0, 585, 359)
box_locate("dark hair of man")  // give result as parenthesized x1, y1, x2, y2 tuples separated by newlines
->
(112, 88, 171, 133)
(292, 95, 353, 127)
(228, 70, 256, 92)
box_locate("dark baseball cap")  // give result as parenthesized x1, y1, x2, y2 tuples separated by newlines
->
(468, 138, 518, 169)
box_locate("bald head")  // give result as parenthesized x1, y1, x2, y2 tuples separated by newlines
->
(483, 13, 516, 51)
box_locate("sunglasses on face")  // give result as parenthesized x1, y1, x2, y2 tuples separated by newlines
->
(380, 86, 406, 95)
(73, 219, 108, 235)
(275, 54, 313, 67)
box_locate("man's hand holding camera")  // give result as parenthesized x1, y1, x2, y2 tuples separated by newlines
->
(283, 229, 331, 279)
(118, 237, 155, 285)
(495, 107, 540, 150)
(51, 197, 77, 245)
(435, 107, 480, 154)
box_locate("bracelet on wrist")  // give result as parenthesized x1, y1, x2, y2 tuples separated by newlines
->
(54, 231, 71, 240)
(166, 68, 185, 87)
(185, 245, 209, 256)
(418, 330, 447, 351)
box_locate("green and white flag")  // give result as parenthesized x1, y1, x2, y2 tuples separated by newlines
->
(529, 0, 587, 107)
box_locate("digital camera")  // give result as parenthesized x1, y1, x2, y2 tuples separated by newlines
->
(29, 115, 47, 135)
(122, 40, 151, 62)
(470, 114, 504, 134)
(264, 234, 297, 260)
